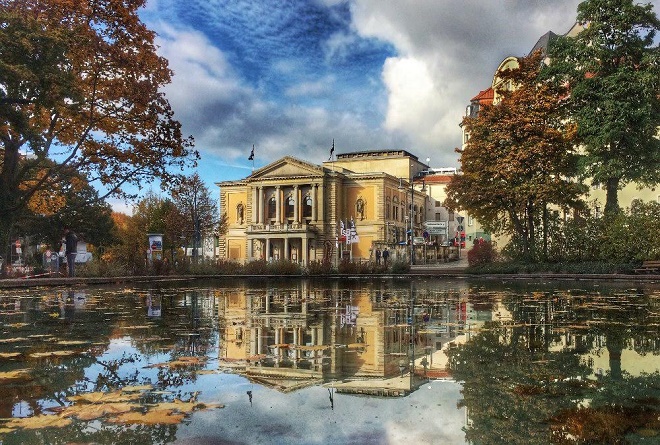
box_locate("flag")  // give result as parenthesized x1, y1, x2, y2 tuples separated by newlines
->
(328, 139, 334, 161)
(349, 218, 359, 244)
(339, 220, 346, 243)
(248, 145, 255, 161)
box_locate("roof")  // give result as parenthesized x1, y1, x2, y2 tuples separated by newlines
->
(334, 149, 419, 161)
(528, 31, 558, 56)
(470, 88, 494, 105)
(423, 174, 454, 185)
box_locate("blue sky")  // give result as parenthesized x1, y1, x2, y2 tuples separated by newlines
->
(109, 0, 659, 212)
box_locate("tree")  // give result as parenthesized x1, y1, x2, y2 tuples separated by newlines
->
(446, 51, 586, 259)
(170, 173, 220, 263)
(21, 167, 116, 251)
(546, 0, 660, 215)
(0, 0, 197, 268)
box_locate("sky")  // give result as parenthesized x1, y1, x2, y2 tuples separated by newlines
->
(107, 0, 658, 212)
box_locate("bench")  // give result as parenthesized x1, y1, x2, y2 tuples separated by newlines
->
(634, 260, 660, 274)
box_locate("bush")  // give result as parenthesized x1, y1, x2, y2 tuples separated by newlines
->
(467, 241, 497, 267)
(306, 260, 335, 275)
(389, 259, 410, 274)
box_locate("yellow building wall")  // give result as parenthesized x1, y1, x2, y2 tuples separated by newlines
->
(227, 239, 245, 260)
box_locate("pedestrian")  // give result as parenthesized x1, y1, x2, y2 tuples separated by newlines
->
(382, 248, 389, 266)
(375, 248, 381, 265)
(64, 227, 78, 277)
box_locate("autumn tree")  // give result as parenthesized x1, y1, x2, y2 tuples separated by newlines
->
(0, 0, 197, 267)
(446, 51, 586, 260)
(545, 0, 660, 215)
(170, 173, 220, 262)
(22, 168, 116, 251)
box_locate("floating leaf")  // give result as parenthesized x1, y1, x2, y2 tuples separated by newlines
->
(61, 402, 134, 421)
(121, 385, 153, 393)
(0, 369, 31, 381)
(67, 390, 142, 404)
(0, 337, 28, 344)
(0, 352, 22, 359)
(106, 410, 184, 425)
(0, 414, 71, 430)
(30, 350, 79, 358)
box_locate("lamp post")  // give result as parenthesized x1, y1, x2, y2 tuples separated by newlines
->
(399, 177, 426, 266)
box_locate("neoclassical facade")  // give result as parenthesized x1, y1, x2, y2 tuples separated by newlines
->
(216, 151, 429, 264)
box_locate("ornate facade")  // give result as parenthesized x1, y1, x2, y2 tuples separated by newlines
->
(216, 151, 429, 264)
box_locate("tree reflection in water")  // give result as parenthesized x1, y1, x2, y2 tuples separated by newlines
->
(0, 279, 657, 444)
(449, 282, 660, 445)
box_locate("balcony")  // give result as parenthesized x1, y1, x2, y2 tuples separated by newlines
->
(247, 222, 316, 234)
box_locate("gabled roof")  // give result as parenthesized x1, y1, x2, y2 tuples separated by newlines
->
(248, 156, 324, 180)
(470, 88, 494, 105)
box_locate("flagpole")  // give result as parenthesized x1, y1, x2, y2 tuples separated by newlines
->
(249, 144, 255, 172)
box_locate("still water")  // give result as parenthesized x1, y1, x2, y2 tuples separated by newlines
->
(0, 278, 658, 444)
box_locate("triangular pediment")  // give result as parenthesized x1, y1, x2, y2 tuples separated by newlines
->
(248, 156, 324, 180)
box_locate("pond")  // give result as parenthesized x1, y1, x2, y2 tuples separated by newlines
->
(0, 278, 658, 444)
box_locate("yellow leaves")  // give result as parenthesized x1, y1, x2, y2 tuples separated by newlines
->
(0, 414, 72, 432)
(146, 356, 207, 369)
(0, 369, 31, 381)
(106, 410, 185, 425)
(29, 350, 79, 358)
(0, 352, 22, 359)
(0, 337, 28, 343)
(0, 386, 225, 433)
(67, 391, 142, 404)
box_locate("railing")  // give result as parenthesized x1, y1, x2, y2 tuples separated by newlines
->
(247, 222, 313, 233)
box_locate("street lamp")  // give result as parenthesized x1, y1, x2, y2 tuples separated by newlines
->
(398, 177, 426, 266)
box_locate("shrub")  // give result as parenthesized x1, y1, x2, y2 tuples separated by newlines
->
(306, 260, 335, 275)
(389, 259, 410, 274)
(467, 241, 497, 267)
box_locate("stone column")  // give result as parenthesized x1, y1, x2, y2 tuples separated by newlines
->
(252, 187, 258, 224)
(258, 187, 264, 224)
(294, 185, 299, 223)
(275, 186, 281, 224)
(247, 238, 253, 261)
(318, 182, 325, 224)
(265, 238, 270, 261)
(311, 184, 317, 221)
(302, 237, 308, 266)
(284, 237, 289, 261)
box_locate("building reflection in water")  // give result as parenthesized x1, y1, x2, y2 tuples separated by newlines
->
(218, 281, 473, 394)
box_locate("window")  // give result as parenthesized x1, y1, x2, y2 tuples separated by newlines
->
(468, 216, 473, 226)
(435, 212, 442, 221)
(268, 197, 276, 219)
(449, 212, 455, 222)
(303, 195, 312, 218)
(285, 196, 295, 219)
(393, 197, 399, 221)
(595, 206, 601, 218)
(386, 197, 391, 219)
(435, 201, 441, 207)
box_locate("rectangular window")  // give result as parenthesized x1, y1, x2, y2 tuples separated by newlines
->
(435, 201, 441, 207)
(468, 216, 474, 226)
(449, 212, 455, 222)
(435, 213, 442, 221)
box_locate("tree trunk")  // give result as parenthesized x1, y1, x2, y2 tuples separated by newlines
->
(604, 177, 620, 216)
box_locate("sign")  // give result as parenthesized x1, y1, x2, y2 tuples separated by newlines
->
(413, 236, 425, 245)
(457, 216, 465, 224)
(424, 221, 448, 235)
(457, 225, 464, 231)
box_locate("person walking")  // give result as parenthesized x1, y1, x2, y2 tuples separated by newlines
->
(375, 248, 381, 265)
(382, 248, 389, 266)
(64, 228, 78, 277)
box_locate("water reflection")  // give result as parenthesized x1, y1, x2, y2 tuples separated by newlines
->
(0, 279, 658, 444)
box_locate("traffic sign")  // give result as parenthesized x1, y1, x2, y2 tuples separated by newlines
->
(457, 216, 465, 224)
(457, 225, 464, 231)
